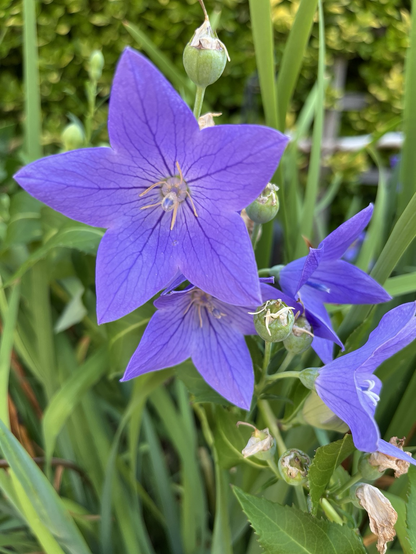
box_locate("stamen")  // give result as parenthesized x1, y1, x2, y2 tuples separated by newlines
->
(293, 325, 314, 338)
(140, 201, 162, 210)
(176, 161, 184, 184)
(170, 202, 179, 230)
(186, 191, 199, 218)
(197, 305, 203, 328)
(139, 180, 165, 197)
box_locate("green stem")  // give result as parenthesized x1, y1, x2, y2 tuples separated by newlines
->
(294, 485, 308, 512)
(251, 223, 262, 249)
(258, 400, 286, 457)
(266, 371, 301, 383)
(263, 341, 272, 373)
(276, 351, 295, 374)
(266, 458, 281, 480)
(193, 86, 206, 119)
(258, 268, 271, 276)
(320, 498, 343, 524)
(334, 472, 362, 499)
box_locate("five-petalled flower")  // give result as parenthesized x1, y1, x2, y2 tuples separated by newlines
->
(310, 302, 416, 464)
(278, 205, 391, 362)
(14, 47, 288, 324)
(121, 279, 277, 409)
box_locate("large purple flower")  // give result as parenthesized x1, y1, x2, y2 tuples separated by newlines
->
(122, 280, 277, 410)
(311, 302, 416, 463)
(279, 205, 391, 362)
(14, 48, 288, 323)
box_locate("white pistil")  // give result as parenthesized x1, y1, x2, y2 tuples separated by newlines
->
(361, 379, 380, 407)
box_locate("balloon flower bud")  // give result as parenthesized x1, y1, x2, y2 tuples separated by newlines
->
(278, 449, 310, 486)
(366, 437, 412, 478)
(89, 50, 105, 81)
(299, 367, 320, 390)
(245, 183, 280, 224)
(183, 13, 229, 88)
(283, 316, 314, 354)
(251, 300, 295, 342)
(237, 422, 276, 461)
(300, 391, 349, 433)
(61, 122, 84, 151)
(353, 484, 397, 554)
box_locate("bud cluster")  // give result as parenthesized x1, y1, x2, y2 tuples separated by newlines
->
(251, 299, 295, 342)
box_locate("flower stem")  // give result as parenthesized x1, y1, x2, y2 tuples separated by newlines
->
(276, 351, 294, 374)
(263, 341, 272, 373)
(295, 485, 308, 512)
(320, 498, 344, 524)
(193, 85, 206, 119)
(266, 371, 301, 383)
(251, 223, 262, 249)
(258, 400, 286, 457)
(267, 458, 281, 480)
(334, 471, 362, 499)
(258, 268, 271, 276)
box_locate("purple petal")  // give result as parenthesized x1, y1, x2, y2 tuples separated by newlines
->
(96, 214, 178, 323)
(312, 337, 334, 364)
(377, 439, 416, 466)
(185, 125, 288, 212)
(305, 260, 391, 305)
(121, 293, 195, 380)
(299, 287, 343, 349)
(319, 205, 373, 262)
(14, 148, 144, 228)
(191, 317, 254, 410)
(109, 48, 198, 175)
(280, 247, 324, 297)
(315, 369, 381, 452)
(176, 205, 261, 306)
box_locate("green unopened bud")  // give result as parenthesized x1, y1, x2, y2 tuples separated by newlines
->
(299, 367, 320, 390)
(183, 15, 229, 88)
(278, 449, 310, 486)
(283, 316, 314, 354)
(237, 422, 276, 461)
(300, 391, 349, 432)
(251, 299, 295, 342)
(89, 50, 104, 81)
(358, 453, 386, 481)
(61, 122, 84, 151)
(245, 184, 279, 224)
(268, 264, 284, 282)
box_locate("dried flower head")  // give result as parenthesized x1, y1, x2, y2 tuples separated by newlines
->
(198, 112, 222, 130)
(237, 422, 276, 460)
(356, 484, 397, 554)
(369, 437, 412, 478)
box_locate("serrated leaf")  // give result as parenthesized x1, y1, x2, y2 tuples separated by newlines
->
(233, 487, 366, 553)
(309, 435, 355, 515)
(406, 465, 416, 552)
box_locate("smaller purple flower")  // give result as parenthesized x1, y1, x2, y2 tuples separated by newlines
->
(279, 205, 391, 362)
(309, 302, 416, 464)
(121, 279, 277, 410)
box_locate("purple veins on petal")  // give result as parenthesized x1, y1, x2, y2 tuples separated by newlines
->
(15, 47, 289, 322)
(314, 302, 416, 461)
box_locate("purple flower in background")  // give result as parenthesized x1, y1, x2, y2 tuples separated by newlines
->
(14, 48, 288, 324)
(312, 302, 416, 463)
(122, 280, 277, 409)
(279, 205, 391, 362)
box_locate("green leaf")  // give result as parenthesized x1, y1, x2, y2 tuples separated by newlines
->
(406, 466, 416, 553)
(0, 419, 92, 554)
(233, 487, 366, 553)
(308, 435, 355, 515)
(175, 360, 231, 405)
(384, 491, 413, 554)
(2, 191, 42, 249)
(54, 278, 87, 333)
(42, 348, 109, 461)
(5, 223, 103, 286)
(385, 272, 416, 297)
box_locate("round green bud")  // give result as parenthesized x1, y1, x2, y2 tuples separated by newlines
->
(245, 184, 279, 224)
(183, 19, 228, 88)
(299, 367, 320, 390)
(278, 449, 310, 486)
(89, 50, 104, 81)
(61, 123, 84, 151)
(252, 299, 295, 343)
(358, 453, 384, 481)
(300, 391, 349, 432)
(283, 316, 313, 354)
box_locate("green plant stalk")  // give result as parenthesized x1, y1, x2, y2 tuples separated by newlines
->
(276, 352, 295, 374)
(266, 371, 301, 384)
(85, 79, 97, 145)
(193, 86, 205, 119)
(320, 498, 343, 525)
(251, 223, 262, 249)
(334, 472, 362, 499)
(294, 486, 308, 512)
(258, 400, 286, 457)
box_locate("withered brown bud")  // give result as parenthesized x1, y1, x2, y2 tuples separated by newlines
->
(368, 437, 412, 478)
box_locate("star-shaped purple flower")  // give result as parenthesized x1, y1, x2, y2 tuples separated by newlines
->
(279, 205, 391, 362)
(121, 279, 277, 410)
(14, 48, 288, 323)
(311, 302, 416, 463)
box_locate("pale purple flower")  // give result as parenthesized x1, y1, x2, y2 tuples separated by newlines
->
(14, 48, 288, 323)
(279, 205, 391, 362)
(313, 302, 416, 463)
(121, 280, 277, 409)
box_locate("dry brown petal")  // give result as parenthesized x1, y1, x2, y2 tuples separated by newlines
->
(241, 209, 257, 238)
(198, 112, 222, 130)
(356, 484, 398, 554)
(241, 428, 274, 458)
(369, 437, 412, 478)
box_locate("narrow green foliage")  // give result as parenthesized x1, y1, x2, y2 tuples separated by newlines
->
(406, 466, 416, 552)
(384, 492, 413, 554)
(308, 435, 355, 515)
(0, 419, 92, 554)
(385, 272, 416, 297)
(233, 487, 366, 553)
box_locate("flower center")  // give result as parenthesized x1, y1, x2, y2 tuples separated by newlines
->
(359, 379, 380, 408)
(139, 162, 198, 230)
(183, 288, 226, 327)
